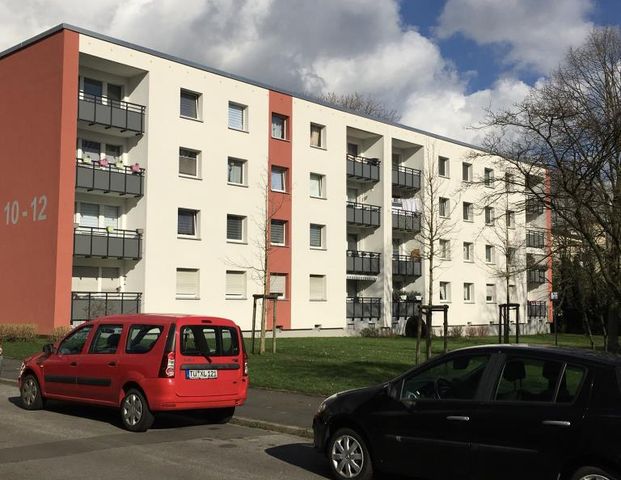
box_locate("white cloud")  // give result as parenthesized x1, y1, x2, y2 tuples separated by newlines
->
(436, 0, 594, 74)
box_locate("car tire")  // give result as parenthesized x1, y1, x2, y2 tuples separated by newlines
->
(20, 374, 45, 410)
(571, 466, 618, 480)
(207, 407, 235, 424)
(121, 388, 154, 432)
(328, 428, 373, 480)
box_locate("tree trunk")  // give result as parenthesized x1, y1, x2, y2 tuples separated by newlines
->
(606, 304, 619, 353)
(599, 313, 608, 352)
(582, 312, 594, 350)
(425, 308, 432, 360)
(415, 314, 422, 365)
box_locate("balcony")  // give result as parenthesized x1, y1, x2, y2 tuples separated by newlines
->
(392, 208, 421, 233)
(528, 300, 547, 319)
(392, 165, 421, 191)
(346, 297, 382, 320)
(526, 197, 545, 215)
(526, 230, 545, 249)
(75, 159, 144, 197)
(392, 300, 419, 320)
(74, 227, 142, 260)
(78, 91, 145, 135)
(392, 254, 422, 277)
(71, 291, 142, 324)
(346, 154, 380, 183)
(347, 202, 381, 229)
(527, 268, 547, 285)
(347, 250, 381, 275)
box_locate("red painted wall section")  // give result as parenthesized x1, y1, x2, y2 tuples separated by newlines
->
(0, 30, 79, 333)
(545, 170, 554, 323)
(267, 91, 292, 329)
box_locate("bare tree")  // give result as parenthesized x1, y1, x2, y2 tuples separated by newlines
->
(314, 91, 401, 123)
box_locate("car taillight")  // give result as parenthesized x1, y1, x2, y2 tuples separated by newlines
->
(165, 352, 175, 377)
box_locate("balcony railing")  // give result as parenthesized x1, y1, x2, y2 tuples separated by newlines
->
(526, 230, 546, 248)
(346, 297, 382, 320)
(74, 227, 142, 260)
(347, 202, 381, 228)
(71, 291, 142, 324)
(528, 300, 547, 319)
(392, 300, 419, 320)
(527, 268, 547, 285)
(78, 91, 145, 135)
(346, 155, 380, 183)
(346, 250, 381, 275)
(392, 254, 422, 277)
(392, 208, 421, 233)
(75, 159, 144, 197)
(526, 197, 545, 215)
(392, 165, 421, 191)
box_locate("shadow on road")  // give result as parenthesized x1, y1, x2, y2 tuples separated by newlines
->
(265, 443, 331, 479)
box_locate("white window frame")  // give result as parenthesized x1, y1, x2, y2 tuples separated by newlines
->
(439, 239, 451, 260)
(486, 283, 497, 303)
(484, 168, 495, 187)
(271, 166, 287, 192)
(485, 245, 495, 264)
(228, 102, 248, 132)
(309, 274, 327, 301)
(78, 138, 125, 167)
(178, 147, 200, 178)
(462, 162, 472, 182)
(226, 214, 246, 243)
(72, 265, 122, 292)
(75, 201, 121, 230)
(485, 206, 495, 226)
(463, 202, 473, 222)
(439, 197, 450, 218)
(178, 208, 199, 238)
(180, 89, 201, 120)
(310, 123, 326, 148)
(225, 270, 247, 299)
(271, 113, 287, 140)
(176, 268, 200, 299)
(310, 223, 325, 249)
(463, 242, 474, 262)
(310, 173, 325, 198)
(270, 220, 286, 246)
(439, 282, 451, 302)
(439, 156, 450, 177)
(506, 210, 515, 228)
(463, 283, 474, 303)
(269, 273, 287, 299)
(227, 157, 247, 186)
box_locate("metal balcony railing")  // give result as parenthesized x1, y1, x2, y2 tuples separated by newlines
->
(346, 154, 380, 183)
(346, 297, 382, 320)
(346, 250, 381, 275)
(392, 165, 421, 191)
(392, 208, 421, 233)
(74, 226, 142, 260)
(71, 291, 142, 324)
(526, 230, 546, 248)
(75, 159, 144, 197)
(346, 201, 381, 228)
(526, 197, 545, 215)
(78, 91, 145, 134)
(392, 254, 422, 277)
(527, 268, 547, 285)
(392, 300, 419, 321)
(528, 300, 547, 319)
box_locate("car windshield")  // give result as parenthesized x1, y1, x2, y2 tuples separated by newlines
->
(180, 326, 239, 357)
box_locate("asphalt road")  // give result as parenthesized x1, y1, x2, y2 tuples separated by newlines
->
(0, 383, 330, 480)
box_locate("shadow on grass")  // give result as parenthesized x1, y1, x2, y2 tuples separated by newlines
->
(265, 442, 331, 479)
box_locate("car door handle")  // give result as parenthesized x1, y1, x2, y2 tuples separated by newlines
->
(107, 361, 117, 367)
(70, 362, 78, 367)
(446, 416, 470, 422)
(542, 420, 571, 427)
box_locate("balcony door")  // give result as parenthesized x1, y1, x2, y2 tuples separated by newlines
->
(72, 266, 121, 292)
(76, 202, 120, 229)
(347, 234, 358, 251)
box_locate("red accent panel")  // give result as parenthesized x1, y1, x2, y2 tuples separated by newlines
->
(267, 91, 292, 329)
(545, 170, 554, 322)
(0, 30, 79, 334)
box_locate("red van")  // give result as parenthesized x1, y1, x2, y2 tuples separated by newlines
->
(18, 314, 249, 431)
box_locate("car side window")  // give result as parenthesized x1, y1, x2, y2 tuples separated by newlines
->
(89, 325, 123, 354)
(401, 355, 490, 401)
(495, 357, 563, 402)
(58, 325, 94, 355)
(126, 325, 164, 354)
(557, 364, 586, 403)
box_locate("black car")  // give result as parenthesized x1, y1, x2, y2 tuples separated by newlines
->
(313, 345, 621, 480)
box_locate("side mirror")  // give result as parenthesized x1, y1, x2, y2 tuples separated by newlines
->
(42, 343, 54, 355)
(401, 397, 417, 411)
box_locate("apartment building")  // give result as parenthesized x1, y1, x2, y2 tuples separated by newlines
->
(0, 25, 552, 334)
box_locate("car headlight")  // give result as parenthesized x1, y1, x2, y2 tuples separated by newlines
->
(19, 362, 25, 378)
(317, 393, 338, 414)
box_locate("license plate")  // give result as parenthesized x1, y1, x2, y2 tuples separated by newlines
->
(186, 369, 218, 379)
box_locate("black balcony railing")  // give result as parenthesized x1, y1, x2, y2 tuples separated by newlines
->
(528, 300, 547, 319)
(527, 268, 547, 284)
(346, 250, 381, 275)
(75, 159, 144, 197)
(346, 297, 382, 320)
(78, 91, 145, 134)
(392, 300, 419, 320)
(74, 227, 142, 260)
(526, 230, 546, 248)
(392, 254, 422, 277)
(392, 208, 421, 233)
(346, 155, 380, 183)
(71, 291, 142, 324)
(347, 202, 381, 228)
(392, 165, 421, 191)
(526, 197, 545, 215)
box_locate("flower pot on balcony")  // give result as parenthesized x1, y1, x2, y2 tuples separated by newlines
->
(131, 163, 141, 173)
(99, 158, 109, 167)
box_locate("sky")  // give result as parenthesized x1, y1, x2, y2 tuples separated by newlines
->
(1, 0, 619, 144)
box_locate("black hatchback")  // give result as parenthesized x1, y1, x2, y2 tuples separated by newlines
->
(313, 345, 621, 480)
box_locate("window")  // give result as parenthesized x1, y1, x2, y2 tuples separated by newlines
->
(271, 113, 287, 139)
(83, 78, 103, 98)
(126, 325, 163, 354)
(105, 144, 122, 163)
(463, 242, 474, 262)
(107, 84, 123, 101)
(439, 239, 451, 260)
(347, 143, 359, 156)
(527, 230, 545, 248)
(462, 162, 472, 182)
(178, 208, 199, 237)
(179, 148, 199, 177)
(310, 123, 325, 148)
(485, 206, 495, 225)
(439, 197, 450, 218)
(463, 283, 474, 303)
(558, 365, 587, 403)
(310, 173, 325, 198)
(485, 245, 495, 263)
(226, 270, 247, 299)
(270, 220, 286, 246)
(509, 284, 517, 301)
(180, 89, 200, 119)
(58, 325, 94, 355)
(89, 325, 123, 354)
(81, 139, 101, 163)
(506, 210, 515, 228)
(228, 158, 246, 185)
(495, 357, 572, 403)
(463, 202, 473, 221)
(484, 168, 494, 187)
(180, 326, 240, 356)
(176, 268, 199, 299)
(310, 224, 325, 248)
(72, 266, 120, 292)
(439, 156, 449, 177)
(271, 166, 287, 192)
(505, 172, 515, 192)
(439, 282, 451, 302)
(228, 102, 247, 131)
(76, 202, 119, 230)
(309, 275, 326, 301)
(486, 283, 496, 303)
(507, 247, 517, 265)
(226, 215, 246, 242)
(270, 273, 287, 299)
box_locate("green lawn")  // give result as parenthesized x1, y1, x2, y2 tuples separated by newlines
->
(1, 338, 48, 360)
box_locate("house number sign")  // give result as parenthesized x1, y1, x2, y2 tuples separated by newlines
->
(3, 196, 48, 225)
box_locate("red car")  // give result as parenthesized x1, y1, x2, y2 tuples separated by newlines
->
(18, 314, 249, 431)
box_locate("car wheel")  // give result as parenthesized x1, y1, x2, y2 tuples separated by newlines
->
(571, 466, 618, 480)
(121, 388, 154, 432)
(20, 374, 44, 410)
(207, 407, 235, 424)
(328, 428, 373, 480)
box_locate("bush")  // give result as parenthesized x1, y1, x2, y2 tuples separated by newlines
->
(360, 327, 395, 338)
(50, 326, 72, 343)
(0, 324, 37, 342)
(465, 325, 491, 337)
(448, 325, 464, 338)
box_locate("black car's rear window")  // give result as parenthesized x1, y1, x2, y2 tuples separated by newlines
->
(180, 326, 239, 356)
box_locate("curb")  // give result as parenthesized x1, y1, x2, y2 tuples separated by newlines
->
(231, 416, 313, 438)
(0, 377, 16, 387)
